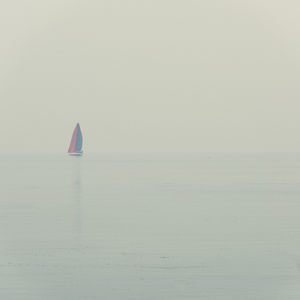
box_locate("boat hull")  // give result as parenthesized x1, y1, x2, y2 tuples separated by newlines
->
(68, 152, 83, 156)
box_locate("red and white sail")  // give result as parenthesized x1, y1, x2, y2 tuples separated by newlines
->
(68, 123, 83, 153)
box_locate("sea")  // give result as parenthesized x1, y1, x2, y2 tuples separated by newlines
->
(0, 153, 300, 300)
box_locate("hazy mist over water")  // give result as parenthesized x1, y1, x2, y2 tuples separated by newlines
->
(1, 1, 300, 299)
(1, 0, 300, 153)
(1, 153, 300, 299)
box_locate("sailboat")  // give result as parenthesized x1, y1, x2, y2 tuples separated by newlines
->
(68, 123, 83, 156)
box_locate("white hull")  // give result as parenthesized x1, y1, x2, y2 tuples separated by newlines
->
(68, 152, 83, 156)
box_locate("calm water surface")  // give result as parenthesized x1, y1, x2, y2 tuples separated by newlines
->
(0, 153, 300, 299)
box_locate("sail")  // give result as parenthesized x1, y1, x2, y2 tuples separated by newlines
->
(68, 123, 83, 153)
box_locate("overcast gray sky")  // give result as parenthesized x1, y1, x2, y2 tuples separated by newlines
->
(0, 0, 299, 153)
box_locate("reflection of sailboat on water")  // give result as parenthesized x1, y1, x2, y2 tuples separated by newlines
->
(72, 157, 82, 234)
(68, 123, 83, 156)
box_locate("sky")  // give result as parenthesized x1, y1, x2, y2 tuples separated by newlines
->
(0, 0, 300, 153)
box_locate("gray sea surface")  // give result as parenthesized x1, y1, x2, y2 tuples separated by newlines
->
(1, 153, 300, 299)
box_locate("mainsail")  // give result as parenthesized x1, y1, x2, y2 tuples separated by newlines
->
(68, 123, 83, 153)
